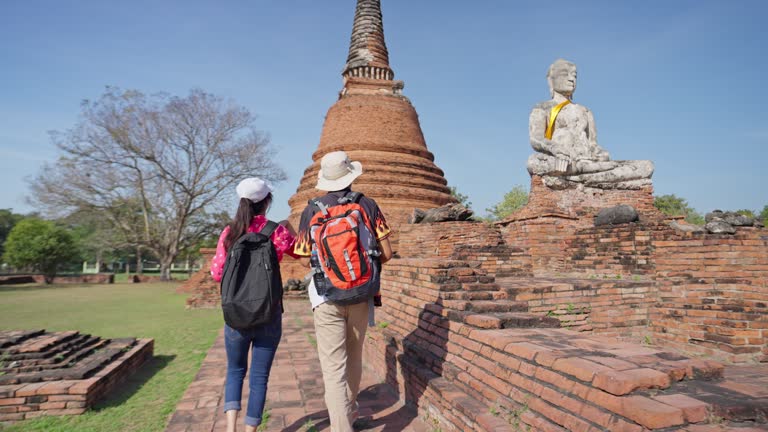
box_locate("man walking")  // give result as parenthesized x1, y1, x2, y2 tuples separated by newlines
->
(293, 151, 392, 432)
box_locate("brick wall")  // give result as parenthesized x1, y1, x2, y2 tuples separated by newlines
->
(397, 221, 504, 259)
(506, 278, 654, 336)
(564, 223, 656, 276)
(501, 216, 578, 276)
(651, 227, 768, 363)
(384, 217, 768, 363)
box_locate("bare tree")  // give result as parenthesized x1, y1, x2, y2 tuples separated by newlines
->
(30, 87, 286, 280)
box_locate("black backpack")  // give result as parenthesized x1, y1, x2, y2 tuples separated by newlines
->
(220, 221, 283, 330)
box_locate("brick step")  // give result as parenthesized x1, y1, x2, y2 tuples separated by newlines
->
(0, 334, 97, 373)
(7, 337, 108, 373)
(461, 283, 502, 292)
(1, 331, 80, 358)
(38, 336, 105, 366)
(388, 308, 748, 431)
(3, 333, 94, 363)
(444, 311, 561, 330)
(59, 338, 137, 381)
(0, 338, 136, 384)
(494, 269, 533, 278)
(440, 299, 528, 313)
(496, 312, 562, 329)
(469, 300, 529, 313)
(495, 277, 575, 297)
(0, 330, 45, 349)
(397, 340, 564, 432)
(439, 290, 508, 301)
(671, 380, 768, 424)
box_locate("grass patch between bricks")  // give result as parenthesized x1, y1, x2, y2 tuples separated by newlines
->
(0, 282, 222, 432)
(306, 333, 317, 348)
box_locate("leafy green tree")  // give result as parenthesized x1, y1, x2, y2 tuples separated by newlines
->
(485, 185, 528, 221)
(760, 205, 768, 226)
(735, 209, 756, 218)
(0, 209, 24, 258)
(653, 194, 703, 225)
(449, 186, 472, 209)
(3, 218, 79, 283)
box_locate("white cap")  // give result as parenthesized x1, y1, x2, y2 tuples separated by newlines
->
(236, 177, 273, 202)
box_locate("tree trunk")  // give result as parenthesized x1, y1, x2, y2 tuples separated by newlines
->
(160, 257, 174, 281)
(96, 250, 103, 273)
(135, 247, 143, 275)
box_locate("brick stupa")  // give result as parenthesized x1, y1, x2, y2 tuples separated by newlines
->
(184, 0, 456, 298)
(286, 0, 454, 232)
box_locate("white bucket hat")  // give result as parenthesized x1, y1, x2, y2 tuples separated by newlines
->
(236, 177, 273, 202)
(316, 151, 363, 191)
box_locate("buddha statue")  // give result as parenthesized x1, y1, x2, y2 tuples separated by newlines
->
(527, 59, 654, 190)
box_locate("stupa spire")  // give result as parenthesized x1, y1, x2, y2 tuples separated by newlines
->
(342, 0, 394, 81)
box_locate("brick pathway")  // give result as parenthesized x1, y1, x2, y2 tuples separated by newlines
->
(165, 301, 427, 432)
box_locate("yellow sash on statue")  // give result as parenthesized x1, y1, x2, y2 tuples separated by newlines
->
(545, 100, 571, 140)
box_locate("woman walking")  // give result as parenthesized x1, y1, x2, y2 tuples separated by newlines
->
(210, 177, 298, 432)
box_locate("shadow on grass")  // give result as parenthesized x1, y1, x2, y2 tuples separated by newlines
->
(92, 354, 176, 411)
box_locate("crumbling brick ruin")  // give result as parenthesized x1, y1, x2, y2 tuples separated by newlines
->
(363, 204, 767, 430)
(181, 1, 768, 430)
(0, 330, 153, 423)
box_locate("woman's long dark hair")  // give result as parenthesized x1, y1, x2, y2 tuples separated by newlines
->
(224, 193, 272, 249)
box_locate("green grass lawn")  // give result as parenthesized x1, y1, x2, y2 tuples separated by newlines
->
(112, 273, 192, 283)
(0, 282, 223, 432)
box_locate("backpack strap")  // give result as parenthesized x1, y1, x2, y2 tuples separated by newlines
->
(338, 191, 364, 205)
(309, 199, 330, 217)
(259, 220, 279, 238)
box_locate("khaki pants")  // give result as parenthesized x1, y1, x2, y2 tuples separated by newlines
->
(313, 301, 369, 432)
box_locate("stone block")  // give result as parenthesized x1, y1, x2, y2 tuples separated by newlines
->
(653, 394, 710, 423)
(620, 395, 685, 429)
(592, 368, 670, 396)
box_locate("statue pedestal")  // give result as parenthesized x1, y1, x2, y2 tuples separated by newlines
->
(502, 175, 662, 228)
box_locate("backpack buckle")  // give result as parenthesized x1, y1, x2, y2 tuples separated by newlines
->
(313, 200, 330, 217)
(337, 191, 361, 205)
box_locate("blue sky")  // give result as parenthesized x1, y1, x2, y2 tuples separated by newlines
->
(1, 0, 766, 220)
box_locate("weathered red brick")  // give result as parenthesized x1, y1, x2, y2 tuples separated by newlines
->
(37, 381, 75, 395)
(551, 357, 613, 382)
(504, 342, 550, 361)
(0, 398, 25, 406)
(620, 395, 684, 429)
(653, 393, 710, 423)
(68, 378, 99, 395)
(592, 368, 670, 395)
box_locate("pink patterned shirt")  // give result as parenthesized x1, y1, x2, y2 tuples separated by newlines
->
(210, 215, 298, 282)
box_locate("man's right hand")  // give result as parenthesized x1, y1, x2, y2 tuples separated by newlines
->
(378, 238, 393, 264)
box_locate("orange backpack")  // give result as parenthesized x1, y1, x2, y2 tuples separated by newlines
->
(308, 192, 380, 305)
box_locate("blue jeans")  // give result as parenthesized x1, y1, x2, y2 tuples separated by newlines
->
(223, 312, 282, 426)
